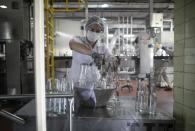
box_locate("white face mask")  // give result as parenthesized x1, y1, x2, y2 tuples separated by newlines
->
(86, 30, 100, 43)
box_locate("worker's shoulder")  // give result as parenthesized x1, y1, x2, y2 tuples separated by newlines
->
(72, 36, 86, 43)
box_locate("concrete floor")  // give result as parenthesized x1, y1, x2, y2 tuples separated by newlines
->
(117, 80, 173, 115)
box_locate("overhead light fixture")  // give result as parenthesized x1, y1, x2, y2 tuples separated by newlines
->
(101, 4, 109, 8)
(0, 5, 7, 9)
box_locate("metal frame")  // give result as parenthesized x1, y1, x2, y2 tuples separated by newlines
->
(107, 16, 140, 55)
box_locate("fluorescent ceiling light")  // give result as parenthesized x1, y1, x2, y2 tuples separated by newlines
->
(101, 4, 109, 8)
(0, 5, 7, 8)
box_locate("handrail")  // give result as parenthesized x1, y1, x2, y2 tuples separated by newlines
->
(54, 0, 81, 12)
(0, 109, 26, 125)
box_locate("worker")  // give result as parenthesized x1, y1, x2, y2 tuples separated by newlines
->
(154, 44, 172, 91)
(155, 44, 168, 56)
(69, 16, 111, 109)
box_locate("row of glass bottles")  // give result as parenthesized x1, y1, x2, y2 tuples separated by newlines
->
(78, 64, 95, 88)
(45, 78, 73, 115)
(46, 98, 68, 115)
(135, 75, 157, 114)
(46, 78, 73, 94)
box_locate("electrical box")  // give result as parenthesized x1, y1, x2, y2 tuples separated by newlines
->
(151, 13, 163, 28)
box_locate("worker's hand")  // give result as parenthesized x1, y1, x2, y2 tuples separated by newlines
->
(91, 52, 103, 67)
(91, 52, 101, 59)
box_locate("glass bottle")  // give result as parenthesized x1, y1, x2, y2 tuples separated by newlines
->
(136, 76, 151, 114)
(136, 78, 145, 112)
(78, 64, 88, 88)
(139, 78, 145, 113)
(148, 70, 157, 115)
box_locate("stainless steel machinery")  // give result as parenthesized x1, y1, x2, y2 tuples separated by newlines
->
(0, 0, 34, 95)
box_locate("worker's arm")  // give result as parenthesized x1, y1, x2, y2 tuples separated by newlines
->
(69, 38, 92, 55)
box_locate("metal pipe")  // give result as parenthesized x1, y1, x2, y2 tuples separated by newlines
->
(85, 0, 88, 20)
(130, 17, 133, 38)
(127, 17, 129, 45)
(69, 98, 74, 131)
(105, 25, 109, 48)
(34, 0, 46, 131)
(0, 94, 74, 100)
(118, 17, 120, 54)
(54, 8, 81, 12)
(55, 11, 173, 20)
(53, 2, 174, 9)
(0, 109, 25, 125)
(123, 17, 125, 51)
(149, 0, 153, 28)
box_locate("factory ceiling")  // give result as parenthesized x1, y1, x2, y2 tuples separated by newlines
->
(53, 0, 174, 20)
(0, 0, 174, 20)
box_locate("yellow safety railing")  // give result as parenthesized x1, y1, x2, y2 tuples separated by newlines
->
(44, 0, 55, 87)
(54, 0, 81, 12)
(44, 0, 82, 88)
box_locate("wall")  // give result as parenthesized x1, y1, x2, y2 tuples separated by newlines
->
(174, 0, 195, 131)
(54, 19, 82, 56)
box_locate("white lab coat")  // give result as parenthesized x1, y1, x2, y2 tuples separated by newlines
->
(70, 36, 110, 83)
(70, 36, 109, 107)
(155, 48, 169, 56)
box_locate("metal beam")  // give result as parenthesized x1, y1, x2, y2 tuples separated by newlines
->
(0, 94, 74, 99)
(109, 24, 146, 29)
(53, 2, 174, 9)
(54, 11, 173, 19)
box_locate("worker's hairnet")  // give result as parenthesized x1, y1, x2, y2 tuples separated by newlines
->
(85, 16, 105, 32)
